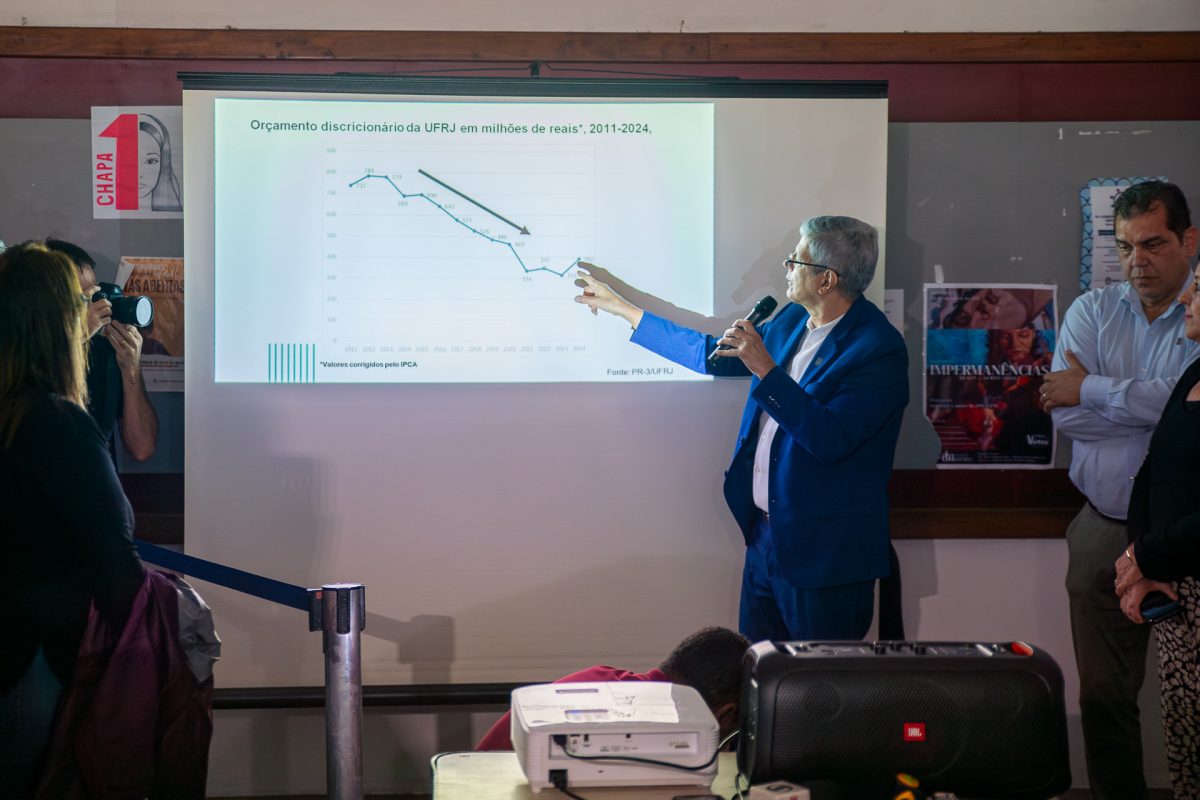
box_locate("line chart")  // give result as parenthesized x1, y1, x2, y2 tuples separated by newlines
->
(317, 144, 599, 369)
(212, 96, 715, 383)
(346, 171, 581, 277)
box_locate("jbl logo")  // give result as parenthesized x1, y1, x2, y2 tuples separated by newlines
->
(903, 723, 926, 742)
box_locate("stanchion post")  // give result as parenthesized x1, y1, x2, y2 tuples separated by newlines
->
(309, 583, 366, 800)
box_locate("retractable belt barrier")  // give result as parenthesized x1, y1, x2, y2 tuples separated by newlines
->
(136, 539, 366, 800)
(136, 540, 309, 610)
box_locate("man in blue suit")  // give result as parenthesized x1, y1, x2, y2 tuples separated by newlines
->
(575, 216, 908, 641)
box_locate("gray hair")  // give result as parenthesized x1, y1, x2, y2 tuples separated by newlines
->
(799, 216, 878, 298)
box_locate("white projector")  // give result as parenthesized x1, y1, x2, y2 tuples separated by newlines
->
(511, 681, 719, 792)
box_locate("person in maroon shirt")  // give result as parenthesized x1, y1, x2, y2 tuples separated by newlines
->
(476, 627, 749, 751)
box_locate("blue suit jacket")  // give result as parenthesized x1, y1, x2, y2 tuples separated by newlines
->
(631, 296, 908, 588)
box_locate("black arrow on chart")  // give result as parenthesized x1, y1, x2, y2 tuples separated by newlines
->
(417, 168, 531, 235)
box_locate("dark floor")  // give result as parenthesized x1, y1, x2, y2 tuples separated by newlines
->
(214, 792, 1176, 799)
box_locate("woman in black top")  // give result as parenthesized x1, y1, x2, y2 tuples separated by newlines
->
(0, 242, 144, 797)
(1115, 260, 1200, 800)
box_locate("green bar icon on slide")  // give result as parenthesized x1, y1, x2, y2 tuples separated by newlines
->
(267, 343, 316, 383)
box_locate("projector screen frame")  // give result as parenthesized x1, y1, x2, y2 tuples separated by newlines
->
(182, 72, 890, 688)
(179, 72, 888, 101)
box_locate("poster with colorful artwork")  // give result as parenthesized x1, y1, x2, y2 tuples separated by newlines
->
(925, 284, 1058, 468)
(91, 106, 183, 219)
(115, 256, 184, 392)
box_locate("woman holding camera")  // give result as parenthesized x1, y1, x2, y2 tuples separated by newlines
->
(1114, 259, 1200, 799)
(0, 242, 144, 797)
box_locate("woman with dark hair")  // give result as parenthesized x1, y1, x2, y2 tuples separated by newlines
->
(986, 326, 1053, 369)
(1114, 260, 1200, 799)
(138, 113, 182, 212)
(0, 242, 144, 797)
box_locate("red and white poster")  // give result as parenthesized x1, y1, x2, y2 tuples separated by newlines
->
(91, 106, 183, 219)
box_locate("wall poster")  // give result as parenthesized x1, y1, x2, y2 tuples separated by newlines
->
(925, 284, 1058, 468)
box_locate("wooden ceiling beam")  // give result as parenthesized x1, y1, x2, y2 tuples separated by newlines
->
(1, 27, 1196, 64)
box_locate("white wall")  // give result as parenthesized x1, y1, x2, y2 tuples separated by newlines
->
(3, 0, 1198, 32)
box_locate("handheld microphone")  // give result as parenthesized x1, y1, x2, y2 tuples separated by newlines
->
(706, 295, 778, 369)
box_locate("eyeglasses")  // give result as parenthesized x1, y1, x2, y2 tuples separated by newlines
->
(783, 258, 840, 277)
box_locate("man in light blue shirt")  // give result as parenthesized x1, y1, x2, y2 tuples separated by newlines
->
(1042, 180, 1199, 800)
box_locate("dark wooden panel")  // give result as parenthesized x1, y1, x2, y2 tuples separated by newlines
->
(890, 508, 1077, 540)
(887, 470, 1082, 540)
(708, 32, 1200, 64)
(131, 513, 184, 545)
(0, 28, 710, 62)
(117, 470, 1081, 543)
(2, 28, 1198, 64)
(120, 472, 183, 544)
(129, 507, 1076, 544)
(4, 56, 1199, 122)
(119, 471, 183, 513)
(887, 469, 1082, 509)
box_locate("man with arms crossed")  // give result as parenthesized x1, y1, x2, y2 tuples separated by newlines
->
(1042, 181, 1199, 799)
(576, 216, 907, 641)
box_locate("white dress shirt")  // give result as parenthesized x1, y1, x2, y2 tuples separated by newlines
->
(752, 313, 844, 513)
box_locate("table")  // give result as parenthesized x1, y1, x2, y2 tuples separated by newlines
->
(431, 751, 741, 800)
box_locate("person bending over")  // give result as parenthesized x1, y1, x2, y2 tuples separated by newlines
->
(476, 626, 749, 751)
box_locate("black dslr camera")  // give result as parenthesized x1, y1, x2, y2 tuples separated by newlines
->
(92, 281, 154, 328)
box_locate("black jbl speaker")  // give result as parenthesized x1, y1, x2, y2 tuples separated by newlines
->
(737, 641, 1071, 799)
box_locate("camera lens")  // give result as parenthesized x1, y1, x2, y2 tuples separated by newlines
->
(129, 295, 154, 327)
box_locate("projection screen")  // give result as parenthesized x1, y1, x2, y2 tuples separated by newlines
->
(182, 75, 888, 687)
